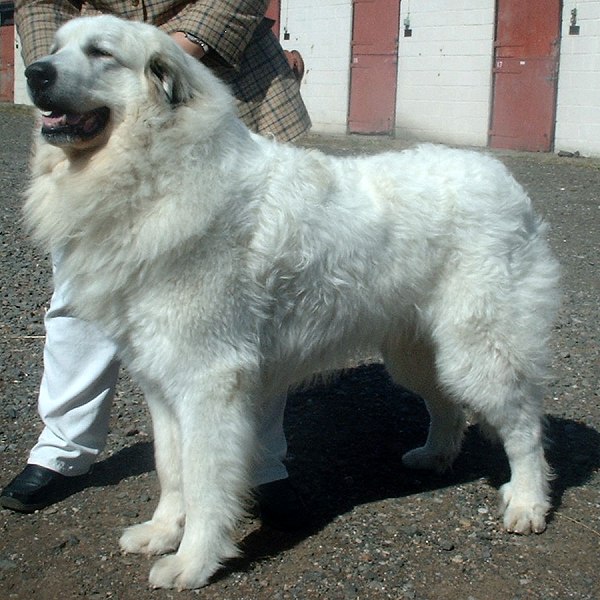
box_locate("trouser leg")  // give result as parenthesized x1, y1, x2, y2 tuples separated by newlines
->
(27, 279, 120, 476)
(253, 393, 289, 486)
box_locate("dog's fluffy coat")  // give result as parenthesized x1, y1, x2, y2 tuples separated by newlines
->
(24, 16, 560, 589)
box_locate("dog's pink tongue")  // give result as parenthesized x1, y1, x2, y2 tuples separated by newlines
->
(42, 112, 84, 128)
(42, 112, 66, 128)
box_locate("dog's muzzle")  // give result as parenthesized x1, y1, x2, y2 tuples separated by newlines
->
(25, 60, 110, 147)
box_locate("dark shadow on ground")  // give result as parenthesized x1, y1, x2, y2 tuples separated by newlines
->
(90, 441, 155, 487)
(231, 364, 600, 571)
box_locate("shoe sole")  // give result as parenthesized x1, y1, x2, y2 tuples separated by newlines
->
(0, 495, 48, 513)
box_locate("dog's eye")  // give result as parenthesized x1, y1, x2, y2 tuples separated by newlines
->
(87, 46, 113, 59)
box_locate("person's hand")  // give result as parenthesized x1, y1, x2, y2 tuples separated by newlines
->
(170, 32, 207, 60)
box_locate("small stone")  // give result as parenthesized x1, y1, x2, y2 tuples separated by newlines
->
(65, 534, 80, 546)
(0, 559, 17, 571)
(401, 525, 420, 537)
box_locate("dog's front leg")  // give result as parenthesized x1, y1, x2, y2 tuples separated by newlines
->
(120, 383, 185, 555)
(148, 372, 256, 590)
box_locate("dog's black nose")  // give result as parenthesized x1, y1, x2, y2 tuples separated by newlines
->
(25, 61, 58, 92)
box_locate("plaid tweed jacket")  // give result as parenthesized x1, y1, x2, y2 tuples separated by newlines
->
(15, 0, 311, 141)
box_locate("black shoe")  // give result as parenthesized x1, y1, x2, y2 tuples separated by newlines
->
(0, 464, 90, 513)
(255, 478, 311, 532)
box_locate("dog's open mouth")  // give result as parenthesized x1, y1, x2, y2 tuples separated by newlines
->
(40, 107, 110, 145)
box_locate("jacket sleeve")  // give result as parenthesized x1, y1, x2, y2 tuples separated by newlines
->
(162, 0, 269, 70)
(15, 0, 83, 65)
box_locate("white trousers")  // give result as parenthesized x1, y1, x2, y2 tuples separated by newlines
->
(28, 272, 289, 485)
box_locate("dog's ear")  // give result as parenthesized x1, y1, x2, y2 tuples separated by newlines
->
(147, 52, 195, 106)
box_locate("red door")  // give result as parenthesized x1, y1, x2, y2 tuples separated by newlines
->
(348, 0, 400, 135)
(266, 0, 280, 39)
(489, 0, 561, 151)
(0, 22, 15, 102)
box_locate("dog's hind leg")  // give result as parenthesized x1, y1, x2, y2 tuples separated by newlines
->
(120, 383, 185, 555)
(441, 351, 550, 533)
(148, 368, 257, 590)
(383, 336, 466, 473)
(432, 313, 552, 535)
(496, 402, 551, 534)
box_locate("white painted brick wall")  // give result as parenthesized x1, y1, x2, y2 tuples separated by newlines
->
(395, 0, 495, 146)
(279, 0, 351, 134)
(14, 33, 30, 105)
(555, 1, 600, 156)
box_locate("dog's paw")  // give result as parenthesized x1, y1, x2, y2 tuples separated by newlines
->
(120, 520, 183, 555)
(148, 553, 220, 590)
(402, 446, 455, 474)
(499, 482, 549, 535)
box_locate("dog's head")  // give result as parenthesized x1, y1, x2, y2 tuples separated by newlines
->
(25, 16, 235, 152)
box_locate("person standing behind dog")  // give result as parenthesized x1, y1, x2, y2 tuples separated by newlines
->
(1, 0, 311, 530)
(15, 0, 310, 140)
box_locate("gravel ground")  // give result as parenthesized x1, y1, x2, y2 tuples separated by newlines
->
(0, 103, 598, 600)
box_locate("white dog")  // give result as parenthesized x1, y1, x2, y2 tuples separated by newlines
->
(23, 16, 560, 589)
